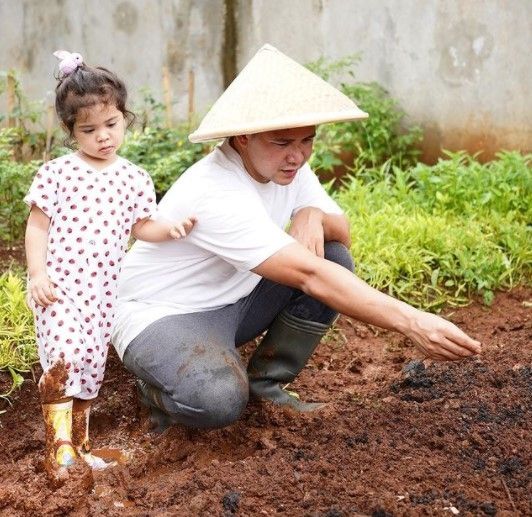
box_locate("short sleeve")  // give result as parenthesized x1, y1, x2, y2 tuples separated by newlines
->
(187, 187, 294, 272)
(133, 171, 158, 223)
(24, 163, 59, 216)
(292, 164, 343, 216)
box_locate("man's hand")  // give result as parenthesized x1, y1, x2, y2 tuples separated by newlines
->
(289, 207, 325, 257)
(404, 309, 482, 361)
(28, 273, 58, 307)
(169, 216, 197, 240)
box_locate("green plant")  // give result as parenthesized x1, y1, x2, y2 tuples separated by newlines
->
(0, 129, 40, 243)
(334, 152, 531, 310)
(0, 70, 53, 161)
(408, 151, 531, 221)
(120, 89, 209, 197)
(0, 272, 37, 399)
(135, 87, 168, 130)
(120, 125, 207, 198)
(307, 56, 422, 176)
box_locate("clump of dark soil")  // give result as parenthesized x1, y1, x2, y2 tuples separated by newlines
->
(0, 287, 530, 516)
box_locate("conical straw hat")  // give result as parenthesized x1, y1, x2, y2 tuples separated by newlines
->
(189, 44, 368, 143)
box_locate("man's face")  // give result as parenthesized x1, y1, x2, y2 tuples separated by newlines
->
(235, 126, 316, 185)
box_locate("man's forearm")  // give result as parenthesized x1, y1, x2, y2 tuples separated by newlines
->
(253, 242, 481, 360)
(255, 242, 407, 331)
(291, 207, 351, 248)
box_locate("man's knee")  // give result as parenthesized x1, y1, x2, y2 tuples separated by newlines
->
(324, 241, 354, 272)
(165, 369, 249, 429)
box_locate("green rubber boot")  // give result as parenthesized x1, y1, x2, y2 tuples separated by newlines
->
(136, 379, 180, 434)
(247, 311, 330, 412)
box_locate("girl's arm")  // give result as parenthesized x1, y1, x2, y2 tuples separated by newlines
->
(132, 216, 197, 243)
(25, 206, 57, 307)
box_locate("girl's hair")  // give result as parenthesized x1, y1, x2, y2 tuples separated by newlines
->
(55, 63, 135, 146)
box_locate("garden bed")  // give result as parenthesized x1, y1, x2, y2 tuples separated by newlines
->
(0, 287, 529, 516)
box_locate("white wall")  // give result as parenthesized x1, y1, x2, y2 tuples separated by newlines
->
(0, 0, 225, 123)
(1, 0, 530, 159)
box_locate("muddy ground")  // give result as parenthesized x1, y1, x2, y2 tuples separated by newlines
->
(0, 261, 530, 516)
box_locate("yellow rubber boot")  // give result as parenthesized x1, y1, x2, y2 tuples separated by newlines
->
(42, 400, 77, 478)
(72, 404, 116, 470)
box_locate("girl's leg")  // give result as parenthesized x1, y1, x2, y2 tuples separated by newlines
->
(35, 296, 110, 473)
(40, 392, 77, 478)
(72, 397, 116, 470)
(38, 358, 78, 477)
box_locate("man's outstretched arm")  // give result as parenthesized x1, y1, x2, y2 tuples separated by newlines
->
(253, 242, 481, 361)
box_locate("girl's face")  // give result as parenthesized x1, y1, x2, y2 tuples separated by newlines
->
(73, 103, 125, 167)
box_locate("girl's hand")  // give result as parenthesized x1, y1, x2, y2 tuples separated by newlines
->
(29, 273, 58, 307)
(169, 216, 197, 240)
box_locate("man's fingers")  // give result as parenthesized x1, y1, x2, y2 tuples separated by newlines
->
(439, 336, 477, 358)
(455, 332, 482, 354)
(419, 344, 453, 361)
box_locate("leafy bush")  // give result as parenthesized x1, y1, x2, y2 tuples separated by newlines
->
(408, 151, 531, 221)
(120, 125, 207, 199)
(119, 89, 209, 198)
(0, 129, 40, 243)
(307, 56, 422, 176)
(335, 151, 531, 309)
(0, 272, 36, 399)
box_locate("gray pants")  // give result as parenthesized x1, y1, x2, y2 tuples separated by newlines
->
(123, 242, 353, 428)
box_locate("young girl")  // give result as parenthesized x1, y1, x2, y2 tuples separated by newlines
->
(24, 51, 195, 479)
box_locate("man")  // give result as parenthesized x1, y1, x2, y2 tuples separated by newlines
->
(112, 45, 481, 431)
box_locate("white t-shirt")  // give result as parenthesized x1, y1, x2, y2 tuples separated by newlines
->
(112, 140, 343, 358)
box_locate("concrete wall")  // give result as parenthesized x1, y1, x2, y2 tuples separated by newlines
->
(0, 0, 226, 123)
(1, 0, 530, 159)
(236, 0, 532, 160)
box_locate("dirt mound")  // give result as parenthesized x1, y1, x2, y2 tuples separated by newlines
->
(0, 288, 530, 516)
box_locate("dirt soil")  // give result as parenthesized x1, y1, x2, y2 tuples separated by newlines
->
(0, 241, 25, 272)
(0, 287, 530, 516)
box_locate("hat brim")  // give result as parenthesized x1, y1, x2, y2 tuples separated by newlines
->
(189, 109, 368, 143)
